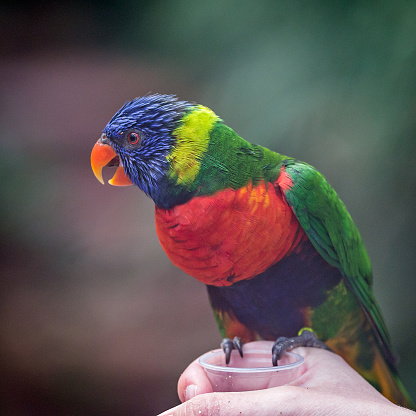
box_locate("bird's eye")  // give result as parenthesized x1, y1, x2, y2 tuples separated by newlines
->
(127, 132, 141, 145)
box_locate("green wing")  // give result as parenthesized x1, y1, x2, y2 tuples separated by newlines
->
(282, 161, 395, 366)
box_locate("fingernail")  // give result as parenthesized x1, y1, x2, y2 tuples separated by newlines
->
(185, 384, 198, 401)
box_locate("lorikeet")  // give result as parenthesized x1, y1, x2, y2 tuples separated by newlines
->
(91, 94, 413, 408)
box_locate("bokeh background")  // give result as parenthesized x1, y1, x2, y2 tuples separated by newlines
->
(1, 1, 416, 414)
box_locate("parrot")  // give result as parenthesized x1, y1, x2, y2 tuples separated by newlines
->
(90, 94, 413, 408)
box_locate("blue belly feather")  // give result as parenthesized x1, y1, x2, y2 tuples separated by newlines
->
(207, 238, 342, 339)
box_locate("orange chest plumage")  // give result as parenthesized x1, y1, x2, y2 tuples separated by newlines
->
(155, 180, 305, 286)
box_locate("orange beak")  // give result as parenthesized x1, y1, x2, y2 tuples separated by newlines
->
(90, 136, 133, 186)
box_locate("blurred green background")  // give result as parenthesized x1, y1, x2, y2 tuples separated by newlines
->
(1, 1, 415, 414)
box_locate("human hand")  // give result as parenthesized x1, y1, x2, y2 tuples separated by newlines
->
(157, 341, 415, 416)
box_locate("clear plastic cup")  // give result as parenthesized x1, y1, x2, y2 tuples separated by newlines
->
(199, 347, 304, 392)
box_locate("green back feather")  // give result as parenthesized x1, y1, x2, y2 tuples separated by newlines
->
(192, 122, 284, 195)
(283, 161, 395, 367)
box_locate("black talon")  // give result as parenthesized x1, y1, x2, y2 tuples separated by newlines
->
(221, 338, 233, 364)
(221, 336, 243, 364)
(272, 330, 330, 366)
(272, 336, 295, 366)
(233, 336, 243, 358)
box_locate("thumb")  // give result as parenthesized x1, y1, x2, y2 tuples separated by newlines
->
(177, 357, 213, 402)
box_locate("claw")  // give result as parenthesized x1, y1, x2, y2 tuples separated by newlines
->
(272, 330, 329, 366)
(272, 336, 294, 366)
(221, 338, 233, 364)
(221, 337, 243, 364)
(233, 336, 243, 358)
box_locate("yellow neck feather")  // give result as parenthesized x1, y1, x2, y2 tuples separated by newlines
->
(167, 105, 219, 185)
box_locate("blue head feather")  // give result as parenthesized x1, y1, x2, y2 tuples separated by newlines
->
(103, 94, 194, 207)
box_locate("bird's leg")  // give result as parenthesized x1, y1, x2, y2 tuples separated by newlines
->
(221, 337, 243, 364)
(272, 328, 330, 366)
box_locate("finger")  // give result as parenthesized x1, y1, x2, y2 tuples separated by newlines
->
(177, 357, 213, 402)
(157, 387, 299, 416)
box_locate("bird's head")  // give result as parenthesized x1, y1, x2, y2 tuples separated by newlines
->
(91, 94, 220, 208)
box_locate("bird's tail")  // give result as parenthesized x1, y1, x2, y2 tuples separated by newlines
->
(327, 335, 414, 410)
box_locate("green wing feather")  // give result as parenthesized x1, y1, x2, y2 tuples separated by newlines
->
(283, 161, 395, 366)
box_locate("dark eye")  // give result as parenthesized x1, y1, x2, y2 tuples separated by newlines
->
(127, 132, 141, 145)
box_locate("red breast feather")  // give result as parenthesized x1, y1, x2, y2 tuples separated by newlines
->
(155, 180, 305, 286)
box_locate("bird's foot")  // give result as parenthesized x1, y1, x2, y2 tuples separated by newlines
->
(272, 328, 329, 366)
(221, 336, 243, 364)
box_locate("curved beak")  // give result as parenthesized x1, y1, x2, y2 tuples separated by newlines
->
(90, 134, 133, 186)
